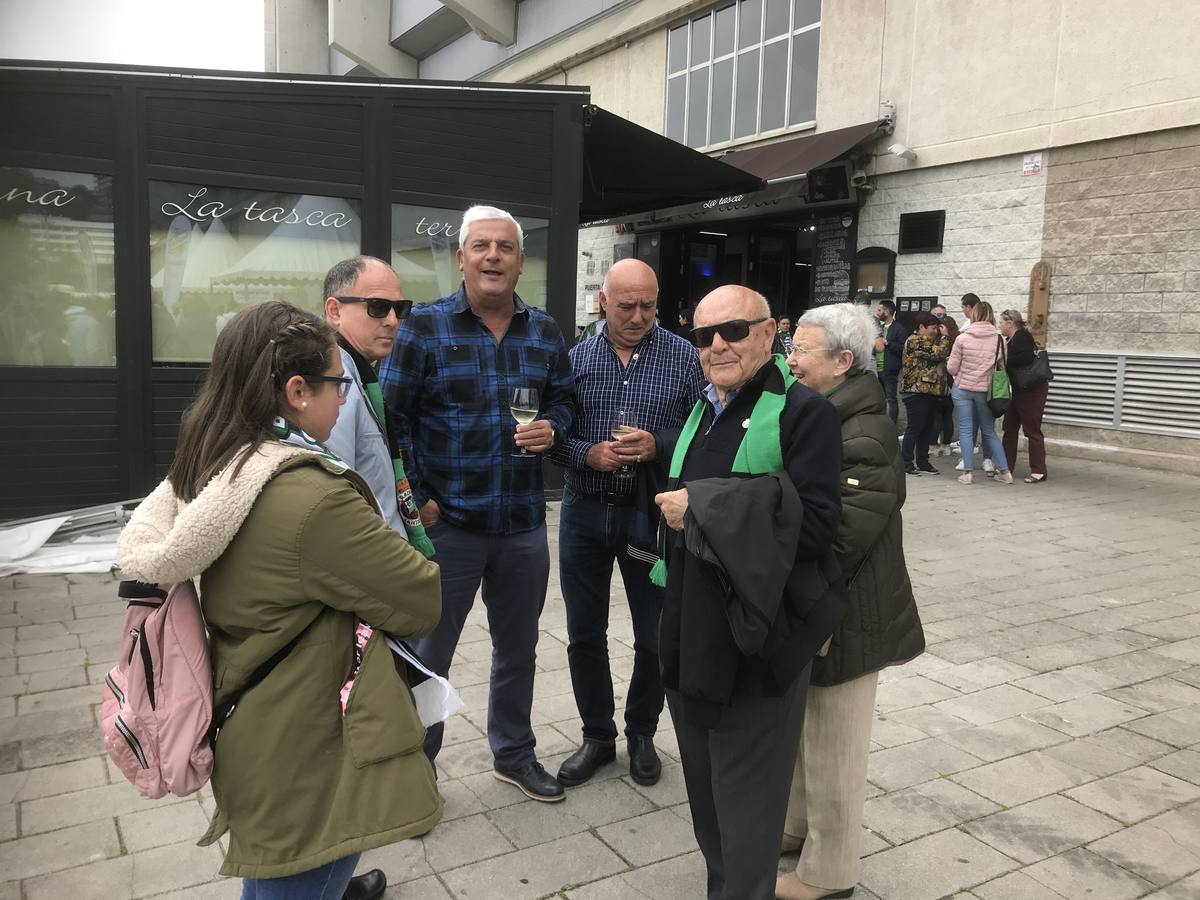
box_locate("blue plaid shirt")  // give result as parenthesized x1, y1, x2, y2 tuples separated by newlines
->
(548, 325, 704, 496)
(380, 285, 575, 534)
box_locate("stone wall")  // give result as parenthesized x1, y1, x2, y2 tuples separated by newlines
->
(1041, 126, 1200, 355)
(857, 154, 1048, 316)
(573, 225, 626, 334)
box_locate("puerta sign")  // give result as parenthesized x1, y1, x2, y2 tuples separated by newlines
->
(810, 215, 855, 306)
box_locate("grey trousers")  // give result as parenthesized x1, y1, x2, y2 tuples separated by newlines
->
(668, 665, 811, 900)
(415, 519, 549, 771)
(785, 671, 879, 890)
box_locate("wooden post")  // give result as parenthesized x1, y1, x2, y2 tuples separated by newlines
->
(1028, 260, 1052, 348)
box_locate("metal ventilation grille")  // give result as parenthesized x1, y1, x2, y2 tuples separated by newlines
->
(1043, 353, 1118, 427)
(1121, 356, 1200, 438)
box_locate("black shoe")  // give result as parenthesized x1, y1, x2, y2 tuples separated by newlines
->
(557, 740, 616, 787)
(628, 735, 662, 786)
(904, 465, 922, 476)
(343, 869, 386, 900)
(917, 462, 939, 474)
(494, 760, 565, 802)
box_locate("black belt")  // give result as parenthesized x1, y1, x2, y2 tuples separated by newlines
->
(577, 490, 636, 507)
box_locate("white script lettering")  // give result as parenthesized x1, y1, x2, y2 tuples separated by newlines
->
(161, 187, 235, 222)
(1, 187, 76, 208)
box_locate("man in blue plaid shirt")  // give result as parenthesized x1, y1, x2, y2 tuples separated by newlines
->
(547, 258, 704, 789)
(380, 205, 575, 803)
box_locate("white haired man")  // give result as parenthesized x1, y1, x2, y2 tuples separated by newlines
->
(380, 205, 576, 802)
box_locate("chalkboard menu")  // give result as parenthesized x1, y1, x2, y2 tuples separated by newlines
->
(811, 214, 854, 306)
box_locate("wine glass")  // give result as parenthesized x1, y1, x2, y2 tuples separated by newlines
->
(610, 409, 638, 479)
(510, 386, 541, 458)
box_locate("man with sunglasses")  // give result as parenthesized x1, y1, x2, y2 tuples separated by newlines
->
(654, 285, 845, 900)
(323, 256, 432, 556)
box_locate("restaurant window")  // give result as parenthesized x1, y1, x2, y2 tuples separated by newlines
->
(0, 167, 115, 367)
(666, 0, 821, 150)
(148, 182, 361, 364)
(391, 204, 550, 308)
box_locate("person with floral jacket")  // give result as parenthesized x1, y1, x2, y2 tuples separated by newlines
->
(898, 311, 951, 476)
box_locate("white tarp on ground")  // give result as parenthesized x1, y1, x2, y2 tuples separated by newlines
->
(0, 516, 119, 577)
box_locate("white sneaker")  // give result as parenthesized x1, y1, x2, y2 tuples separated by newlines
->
(957, 472, 973, 484)
(955, 459, 965, 471)
(950, 441, 961, 453)
(983, 458, 996, 475)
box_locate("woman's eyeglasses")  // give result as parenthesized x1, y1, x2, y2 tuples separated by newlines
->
(303, 374, 353, 398)
(335, 296, 414, 320)
(691, 317, 768, 349)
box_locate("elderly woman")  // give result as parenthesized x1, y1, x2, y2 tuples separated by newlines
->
(779, 303, 924, 900)
(999, 309, 1049, 483)
(899, 311, 951, 476)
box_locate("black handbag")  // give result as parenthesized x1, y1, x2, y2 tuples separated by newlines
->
(1010, 349, 1054, 391)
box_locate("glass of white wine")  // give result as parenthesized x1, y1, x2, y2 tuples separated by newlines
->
(610, 409, 638, 479)
(510, 386, 541, 457)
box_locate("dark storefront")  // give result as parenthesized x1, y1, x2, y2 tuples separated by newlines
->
(0, 63, 758, 519)
(604, 120, 888, 330)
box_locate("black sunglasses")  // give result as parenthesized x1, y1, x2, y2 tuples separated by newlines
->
(691, 317, 769, 349)
(303, 374, 353, 398)
(335, 296, 413, 320)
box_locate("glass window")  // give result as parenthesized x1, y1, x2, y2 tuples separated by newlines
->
(391, 204, 549, 309)
(664, 0, 821, 148)
(739, 0, 762, 49)
(765, 0, 791, 39)
(668, 24, 689, 74)
(761, 40, 789, 131)
(690, 15, 711, 66)
(148, 182, 361, 364)
(789, 27, 820, 125)
(0, 167, 115, 367)
(710, 58, 735, 144)
(734, 49, 760, 138)
(666, 75, 687, 143)
(713, 5, 737, 57)
(687, 68, 710, 148)
(794, 0, 821, 28)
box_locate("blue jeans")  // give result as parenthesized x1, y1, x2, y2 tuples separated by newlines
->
(559, 489, 665, 744)
(951, 385, 1008, 472)
(241, 854, 360, 900)
(878, 372, 899, 423)
(416, 519, 549, 771)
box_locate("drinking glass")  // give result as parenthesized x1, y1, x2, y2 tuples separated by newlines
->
(511, 387, 541, 457)
(610, 409, 638, 479)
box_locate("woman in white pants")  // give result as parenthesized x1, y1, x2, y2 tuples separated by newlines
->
(780, 304, 926, 900)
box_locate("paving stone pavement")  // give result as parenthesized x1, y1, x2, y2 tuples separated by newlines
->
(2, 454, 1200, 899)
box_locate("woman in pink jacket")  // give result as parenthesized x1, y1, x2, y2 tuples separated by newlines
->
(946, 301, 1013, 485)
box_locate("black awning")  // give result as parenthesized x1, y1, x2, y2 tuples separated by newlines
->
(718, 120, 887, 182)
(580, 106, 764, 222)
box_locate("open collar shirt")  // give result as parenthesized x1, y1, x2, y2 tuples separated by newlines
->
(379, 284, 575, 535)
(548, 325, 704, 496)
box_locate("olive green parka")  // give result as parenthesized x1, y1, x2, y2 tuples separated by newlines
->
(811, 370, 925, 686)
(118, 440, 443, 878)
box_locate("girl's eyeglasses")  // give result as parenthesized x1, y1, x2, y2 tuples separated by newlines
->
(303, 374, 353, 398)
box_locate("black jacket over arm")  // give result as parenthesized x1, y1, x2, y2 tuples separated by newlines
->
(659, 361, 846, 720)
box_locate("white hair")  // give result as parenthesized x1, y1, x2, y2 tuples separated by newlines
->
(797, 303, 877, 373)
(459, 205, 525, 253)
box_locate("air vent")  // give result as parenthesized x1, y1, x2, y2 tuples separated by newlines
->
(897, 210, 945, 254)
(1043, 353, 1118, 427)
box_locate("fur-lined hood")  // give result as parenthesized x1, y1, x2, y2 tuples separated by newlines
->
(118, 441, 348, 584)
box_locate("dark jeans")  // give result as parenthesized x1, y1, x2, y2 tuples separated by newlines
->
(559, 489, 664, 744)
(1003, 382, 1050, 475)
(929, 394, 955, 445)
(670, 664, 811, 900)
(241, 854, 360, 899)
(878, 372, 899, 423)
(415, 519, 550, 771)
(902, 393, 938, 468)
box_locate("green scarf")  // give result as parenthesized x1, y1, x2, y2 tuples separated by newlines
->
(362, 380, 436, 560)
(649, 355, 796, 587)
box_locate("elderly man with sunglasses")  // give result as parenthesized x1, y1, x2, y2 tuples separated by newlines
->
(653, 285, 846, 900)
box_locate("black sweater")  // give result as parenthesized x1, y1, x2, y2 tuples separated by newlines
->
(659, 361, 846, 721)
(1006, 328, 1036, 371)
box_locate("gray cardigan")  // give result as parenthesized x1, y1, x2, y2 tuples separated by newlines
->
(325, 346, 409, 542)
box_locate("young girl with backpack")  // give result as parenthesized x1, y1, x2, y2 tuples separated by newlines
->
(117, 302, 442, 900)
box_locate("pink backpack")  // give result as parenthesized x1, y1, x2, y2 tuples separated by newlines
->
(100, 581, 214, 798)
